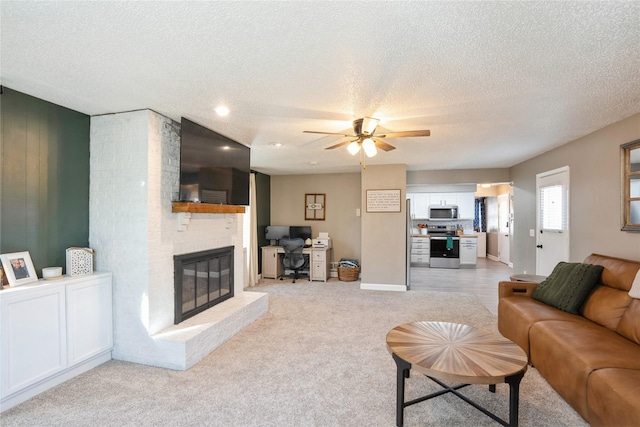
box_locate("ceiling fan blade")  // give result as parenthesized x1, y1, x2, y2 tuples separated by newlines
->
(373, 138, 396, 151)
(325, 140, 355, 150)
(303, 130, 356, 137)
(375, 130, 430, 138)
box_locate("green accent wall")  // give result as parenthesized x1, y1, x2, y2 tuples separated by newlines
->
(254, 171, 270, 273)
(1, 87, 90, 275)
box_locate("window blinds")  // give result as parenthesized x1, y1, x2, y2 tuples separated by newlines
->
(540, 184, 567, 231)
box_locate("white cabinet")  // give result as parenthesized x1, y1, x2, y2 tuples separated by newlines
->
(1, 286, 67, 399)
(460, 237, 477, 267)
(310, 248, 330, 282)
(408, 193, 430, 219)
(430, 193, 458, 206)
(66, 277, 114, 365)
(261, 246, 282, 279)
(476, 232, 487, 257)
(1, 273, 113, 412)
(411, 236, 430, 265)
(457, 193, 475, 219)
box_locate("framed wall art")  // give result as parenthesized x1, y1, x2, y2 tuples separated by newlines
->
(366, 189, 401, 212)
(0, 251, 39, 287)
(305, 193, 326, 220)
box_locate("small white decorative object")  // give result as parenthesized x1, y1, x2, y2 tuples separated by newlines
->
(66, 247, 94, 276)
(42, 267, 63, 280)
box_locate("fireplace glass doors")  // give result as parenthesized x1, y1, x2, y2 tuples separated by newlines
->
(174, 246, 234, 324)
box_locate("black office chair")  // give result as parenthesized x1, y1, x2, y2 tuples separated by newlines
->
(280, 237, 307, 283)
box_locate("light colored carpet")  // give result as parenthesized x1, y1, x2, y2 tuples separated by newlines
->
(1, 279, 587, 426)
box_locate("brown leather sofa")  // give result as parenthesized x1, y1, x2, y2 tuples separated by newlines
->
(498, 253, 640, 426)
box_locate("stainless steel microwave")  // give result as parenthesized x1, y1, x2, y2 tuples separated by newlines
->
(428, 205, 459, 220)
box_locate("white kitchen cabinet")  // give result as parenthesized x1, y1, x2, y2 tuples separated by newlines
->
(476, 232, 487, 257)
(460, 237, 477, 267)
(1, 273, 113, 412)
(411, 236, 430, 265)
(429, 193, 458, 206)
(457, 193, 476, 219)
(408, 193, 430, 219)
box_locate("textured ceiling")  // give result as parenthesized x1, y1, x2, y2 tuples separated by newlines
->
(2, 1, 639, 175)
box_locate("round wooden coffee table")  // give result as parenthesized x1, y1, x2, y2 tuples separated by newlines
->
(386, 321, 528, 427)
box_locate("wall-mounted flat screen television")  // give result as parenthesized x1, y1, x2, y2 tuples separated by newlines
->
(179, 118, 250, 206)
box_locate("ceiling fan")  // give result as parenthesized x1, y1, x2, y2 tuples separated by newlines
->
(303, 117, 430, 168)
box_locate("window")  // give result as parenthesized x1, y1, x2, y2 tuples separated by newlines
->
(540, 184, 567, 232)
(622, 139, 640, 231)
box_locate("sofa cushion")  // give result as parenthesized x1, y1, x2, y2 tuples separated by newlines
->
(617, 299, 640, 345)
(498, 295, 591, 356)
(532, 262, 603, 314)
(529, 320, 640, 420)
(587, 368, 640, 427)
(584, 253, 640, 292)
(581, 284, 633, 331)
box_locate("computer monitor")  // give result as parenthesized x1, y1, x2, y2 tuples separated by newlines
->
(289, 226, 312, 241)
(265, 226, 290, 241)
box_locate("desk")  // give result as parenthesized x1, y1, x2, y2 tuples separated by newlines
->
(261, 245, 331, 282)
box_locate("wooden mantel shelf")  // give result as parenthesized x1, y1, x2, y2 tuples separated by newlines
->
(172, 202, 245, 214)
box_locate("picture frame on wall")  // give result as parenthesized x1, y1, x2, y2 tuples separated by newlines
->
(0, 251, 39, 287)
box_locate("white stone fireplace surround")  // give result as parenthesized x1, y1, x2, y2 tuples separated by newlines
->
(89, 109, 267, 370)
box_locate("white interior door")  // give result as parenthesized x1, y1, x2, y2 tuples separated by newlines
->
(498, 194, 510, 265)
(536, 166, 570, 276)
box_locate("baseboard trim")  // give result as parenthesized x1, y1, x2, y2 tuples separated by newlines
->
(487, 254, 499, 262)
(360, 283, 407, 292)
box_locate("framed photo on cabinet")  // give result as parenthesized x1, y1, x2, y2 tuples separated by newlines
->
(0, 251, 39, 287)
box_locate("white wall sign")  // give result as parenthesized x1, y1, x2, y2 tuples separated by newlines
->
(366, 189, 401, 212)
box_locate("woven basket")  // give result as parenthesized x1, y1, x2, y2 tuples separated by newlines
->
(338, 266, 360, 282)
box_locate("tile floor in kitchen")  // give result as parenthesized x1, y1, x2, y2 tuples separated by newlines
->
(409, 257, 513, 315)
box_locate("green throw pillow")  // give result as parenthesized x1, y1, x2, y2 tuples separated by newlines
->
(532, 262, 604, 314)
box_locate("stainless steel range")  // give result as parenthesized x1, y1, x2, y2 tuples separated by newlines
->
(428, 225, 460, 269)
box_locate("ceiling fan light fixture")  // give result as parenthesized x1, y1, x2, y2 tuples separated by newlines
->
(362, 138, 377, 157)
(347, 141, 361, 155)
(361, 117, 379, 135)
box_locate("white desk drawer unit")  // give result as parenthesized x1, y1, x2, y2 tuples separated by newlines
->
(411, 236, 430, 266)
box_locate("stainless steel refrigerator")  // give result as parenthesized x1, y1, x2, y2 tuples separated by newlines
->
(406, 198, 411, 290)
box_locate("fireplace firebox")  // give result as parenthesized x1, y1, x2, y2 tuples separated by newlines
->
(174, 246, 234, 324)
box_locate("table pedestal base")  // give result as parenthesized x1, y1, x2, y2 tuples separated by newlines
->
(393, 353, 525, 427)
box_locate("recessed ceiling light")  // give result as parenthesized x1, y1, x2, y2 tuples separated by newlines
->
(310, 161, 318, 165)
(270, 142, 282, 147)
(215, 105, 230, 117)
